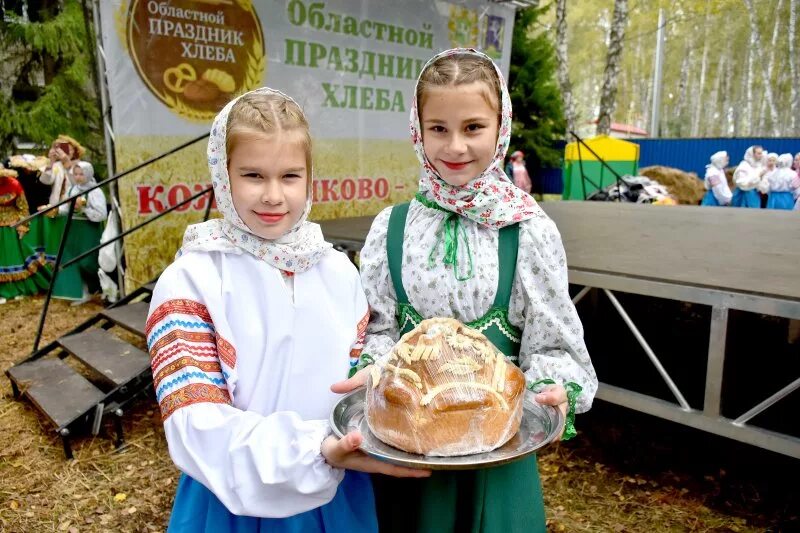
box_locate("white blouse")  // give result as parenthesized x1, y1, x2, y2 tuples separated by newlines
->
(147, 249, 369, 518)
(704, 166, 732, 205)
(359, 201, 597, 413)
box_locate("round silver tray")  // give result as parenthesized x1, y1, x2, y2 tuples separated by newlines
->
(329, 387, 564, 470)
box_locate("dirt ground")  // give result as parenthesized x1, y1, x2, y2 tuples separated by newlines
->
(0, 296, 797, 532)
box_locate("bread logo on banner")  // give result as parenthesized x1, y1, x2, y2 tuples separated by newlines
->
(127, 0, 265, 122)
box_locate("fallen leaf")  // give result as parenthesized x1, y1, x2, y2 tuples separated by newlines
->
(127, 506, 137, 514)
(9, 501, 19, 510)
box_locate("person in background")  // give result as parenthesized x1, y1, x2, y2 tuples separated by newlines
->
(759, 153, 779, 208)
(509, 150, 533, 194)
(39, 135, 84, 210)
(731, 146, 765, 208)
(52, 161, 107, 304)
(701, 151, 732, 206)
(763, 153, 799, 210)
(0, 167, 49, 303)
(792, 152, 800, 173)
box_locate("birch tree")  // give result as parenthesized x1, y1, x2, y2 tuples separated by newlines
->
(596, 0, 628, 135)
(743, 0, 779, 135)
(691, 3, 712, 136)
(790, 0, 798, 133)
(554, 0, 577, 138)
(758, 0, 783, 133)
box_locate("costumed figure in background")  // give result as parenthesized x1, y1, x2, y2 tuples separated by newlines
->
(731, 146, 766, 208)
(51, 161, 107, 304)
(763, 153, 800, 210)
(0, 167, 50, 303)
(701, 151, 732, 206)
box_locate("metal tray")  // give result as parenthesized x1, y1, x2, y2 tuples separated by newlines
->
(329, 388, 564, 470)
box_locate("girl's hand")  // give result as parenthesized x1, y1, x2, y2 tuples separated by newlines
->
(321, 432, 431, 478)
(75, 196, 87, 210)
(533, 384, 569, 439)
(330, 366, 370, 394)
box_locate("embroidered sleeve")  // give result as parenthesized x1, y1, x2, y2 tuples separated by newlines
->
(146, 298, 233, 420)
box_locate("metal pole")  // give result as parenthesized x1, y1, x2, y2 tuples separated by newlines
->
(33, 201, 77, 352)
(733, 376, 800, 426)
(91, 0, 126, 297)
(650, 9, 665, 137)
(602, 288, 692, 411)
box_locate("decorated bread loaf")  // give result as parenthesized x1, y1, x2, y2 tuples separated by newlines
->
(365, 317, 525, 456)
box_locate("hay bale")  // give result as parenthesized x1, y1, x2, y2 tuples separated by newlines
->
(639, 165, 706, 205)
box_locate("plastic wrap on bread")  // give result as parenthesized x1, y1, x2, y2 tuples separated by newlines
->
(365, 317, 525, 456)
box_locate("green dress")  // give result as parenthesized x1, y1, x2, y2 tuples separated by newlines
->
(372, 202, 546, 533)
(0, 186, 50, 299)
(46, 214, 103, 300)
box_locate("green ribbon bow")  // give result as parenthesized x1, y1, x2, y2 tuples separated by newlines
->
(415, 193, 474, 281)
(527, 378, 583, 441)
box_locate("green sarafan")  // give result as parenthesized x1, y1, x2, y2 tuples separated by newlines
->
(1, 0, 101, 158)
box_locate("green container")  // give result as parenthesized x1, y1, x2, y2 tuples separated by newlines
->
(562, 160, 639, 200)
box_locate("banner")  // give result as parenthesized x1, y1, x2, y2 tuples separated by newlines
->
(99, 0, 515, 286)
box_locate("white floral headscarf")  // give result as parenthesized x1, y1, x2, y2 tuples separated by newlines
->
(179, 87, 331, 273)
(411, 48, 543, 229)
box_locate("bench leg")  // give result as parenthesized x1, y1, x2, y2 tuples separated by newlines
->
(113, 410, 125, 449)
(60, 429, 73, 460)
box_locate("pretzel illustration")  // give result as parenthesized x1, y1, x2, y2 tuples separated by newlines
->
(163, 63, 197, 93)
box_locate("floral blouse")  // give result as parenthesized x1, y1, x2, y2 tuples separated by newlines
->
(360, 200, 598, 413)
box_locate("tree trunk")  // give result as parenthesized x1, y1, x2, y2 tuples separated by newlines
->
(675, 36, 693, 136)
(744, 30, 753, 135)
(707, 55, 726, 137)
(790, 0, 798, 133)
(691, 4, 711, 137)
(596, 0, 628, 136)
(743, 0, 779, 135)
(554, 0, 577, 140)
(758, 0, 783, 134)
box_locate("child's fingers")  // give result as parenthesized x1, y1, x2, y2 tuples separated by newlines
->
(330, 367, 370, 393)
(534, 384, 567, 406)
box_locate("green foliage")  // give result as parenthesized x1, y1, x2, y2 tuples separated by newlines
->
(0, 0, 100, 161)
(507, 6, 565, 172)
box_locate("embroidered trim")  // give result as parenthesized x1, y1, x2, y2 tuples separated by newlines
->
(146, 299, 213, 332)
(467, 307, 521, 344)
(153, 356, 222, 390)
(149, 330, 216, 355)
(151, 341, 217, 371)
(147, 298, 235, 419)
(349, 308, 370, 358)
(159, 383, 231, 421)
(216, 336, 237, 368)
(147, 319, 215, 348)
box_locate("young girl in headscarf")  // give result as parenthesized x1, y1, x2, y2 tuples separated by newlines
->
(51, 161, 107, 303)
(701, 151, 731, 206)
(763, 153, 799, 210)
(0, 167, 49, 303)
(146, 88, 427, 533)
(334, 48, 597, 533)
(731, 146, 765, 208)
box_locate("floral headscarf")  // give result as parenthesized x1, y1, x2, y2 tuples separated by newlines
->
(179, 87, 331, 273)
(411, 48, 543, 229)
